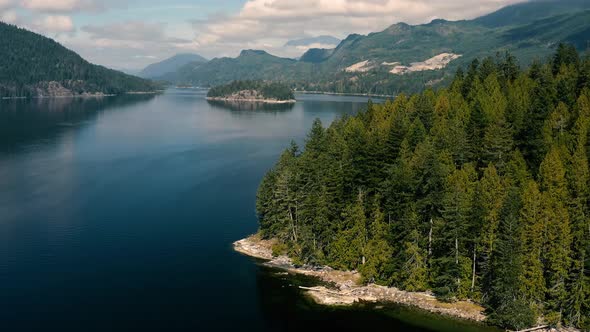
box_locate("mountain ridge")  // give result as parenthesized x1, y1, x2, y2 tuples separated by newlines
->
(171, 0, 590, 94)
(0, 22, 158, 98)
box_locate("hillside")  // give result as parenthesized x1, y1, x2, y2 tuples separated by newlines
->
(0, 22, 158, 98)
(139, 53, 207, 79)
(256, 46, 590, 331)
(170, 0, 590, 95)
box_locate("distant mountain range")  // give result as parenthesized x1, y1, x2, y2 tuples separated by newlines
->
(139, 53, 208, 79)
(166, 0, 590, 95)
(0, 22, 158, 98)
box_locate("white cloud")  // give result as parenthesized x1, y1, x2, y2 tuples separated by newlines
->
(192, 0, 527, 58)
(0, 9, 18, 23)
(21, 0, 94, 12)
(82, 21, 190, 43)
(0, 0, 14, 10)
(33, 15, 75, 33)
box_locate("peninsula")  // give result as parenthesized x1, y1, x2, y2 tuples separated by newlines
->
(206, 80, 295, 103)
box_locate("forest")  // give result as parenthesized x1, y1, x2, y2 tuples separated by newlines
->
(0, 22, 157, 97)
(207, 80, 294, 101)
(256, 44, 590, 330)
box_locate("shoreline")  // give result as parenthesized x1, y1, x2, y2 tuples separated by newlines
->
(234, 235, 486, 322)
(206, 97, 296, 104)
(1, 90, 161, 100)
(234, 235, 581, 332)
(296, 90, 396, 99)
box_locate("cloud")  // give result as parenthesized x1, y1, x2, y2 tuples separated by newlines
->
(192, 0, 527, 58)
(20, 0, 100, 12)
(82, 21, 189, 43)
(0, 0, 14, 9)
(33, 14, 75, 33)
(0, 9, 18, 23)
(60, 20, 197, 70)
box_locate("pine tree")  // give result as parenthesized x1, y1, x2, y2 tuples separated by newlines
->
(486, 190, 536, 330)
(433, 163, 477, 300)
(398, 206, 428, 291)
(519, 180, 546, 307)
(360, 199, 394, 284)
(539, 147, 572, 324)
(476, 164, 507, 297)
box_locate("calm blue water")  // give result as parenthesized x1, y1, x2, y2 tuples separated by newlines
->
(0, 90, 497, 332)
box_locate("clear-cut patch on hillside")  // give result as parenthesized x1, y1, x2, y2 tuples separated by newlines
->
(344, 60, 375, 73)
(388, 53, 462, 75)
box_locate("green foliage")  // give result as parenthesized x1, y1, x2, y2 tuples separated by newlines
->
(207, 80, 294, 101)
(0, 22, 157, 97)
(256, 47, 590, 329)
(170, 3, 590, 96)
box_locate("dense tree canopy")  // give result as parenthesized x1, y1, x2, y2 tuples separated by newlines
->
(256, 45, 590, 330)
(207, 80, 294, 101)
(0, 22, 158, 97)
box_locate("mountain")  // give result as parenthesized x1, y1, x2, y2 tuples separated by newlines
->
(285, 35, 341, 47)
(473, 0, 590, 27)
(0, 22, 158, 98)
(139, 53, 208, 79)
(175, 50, 298, 87)
(170, 0, 590, 95)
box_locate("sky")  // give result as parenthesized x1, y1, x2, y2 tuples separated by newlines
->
(0, 0, 528, 71)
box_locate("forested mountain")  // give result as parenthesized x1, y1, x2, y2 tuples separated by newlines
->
(0, 22, 158, 98)
(171, 0, 590, 95)
(138, 53, 208, 79)
(256, 46, 590, 330)
(174, 50, 298, 87)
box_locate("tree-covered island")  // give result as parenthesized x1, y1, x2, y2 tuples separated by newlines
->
(246, 45, 590, 331)
(206, 80, 295, 103)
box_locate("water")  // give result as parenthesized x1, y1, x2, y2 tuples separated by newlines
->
(0, 89, 498, 332)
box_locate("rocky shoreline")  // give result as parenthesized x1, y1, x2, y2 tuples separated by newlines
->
(234, 235, 582, 332)
(234, 235, 485, 322)
(206, 97, 296, 104)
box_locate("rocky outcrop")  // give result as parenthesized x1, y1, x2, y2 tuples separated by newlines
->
(234, 235, 485, 322)
(344, 60, 375, 73)
(206, 89, 295, 103)
(389, 53, 462, 75)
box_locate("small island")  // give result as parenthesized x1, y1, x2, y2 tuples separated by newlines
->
(206, 80, 296, 103)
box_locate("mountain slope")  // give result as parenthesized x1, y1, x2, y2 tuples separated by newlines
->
(0, 22, 157, 98)
(171, 0, 590, 95)
(139, 53, 207, 79)
(175, 50, 301, 86)
(473, 0, 590, 28)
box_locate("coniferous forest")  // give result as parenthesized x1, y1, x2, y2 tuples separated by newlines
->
(256, 44, 590, 330)
(207, 80, 295, 101)
(0, 22, 158, 97)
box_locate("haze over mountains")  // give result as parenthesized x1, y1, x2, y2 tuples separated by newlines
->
(159, 0, 590, 94)
(1, 0, 590, 98)
(138, 54, 208, 79)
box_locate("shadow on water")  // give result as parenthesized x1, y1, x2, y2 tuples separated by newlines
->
(0, 94, 155, 154)
(206, 99, 295, 113)
(255, 265, 501, 332)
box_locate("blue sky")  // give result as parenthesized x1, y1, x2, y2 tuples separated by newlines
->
(0, 0, 526, 70)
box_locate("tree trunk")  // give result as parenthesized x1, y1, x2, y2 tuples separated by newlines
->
(428, 218, 433, 257)
(471, 244, 477, 292)
(456, 237, 460, 287)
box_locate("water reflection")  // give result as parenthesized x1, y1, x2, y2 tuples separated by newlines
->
(254, 265, 500, 332)
(207, 99, 295, 113)
(0, 94, 155, 154)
